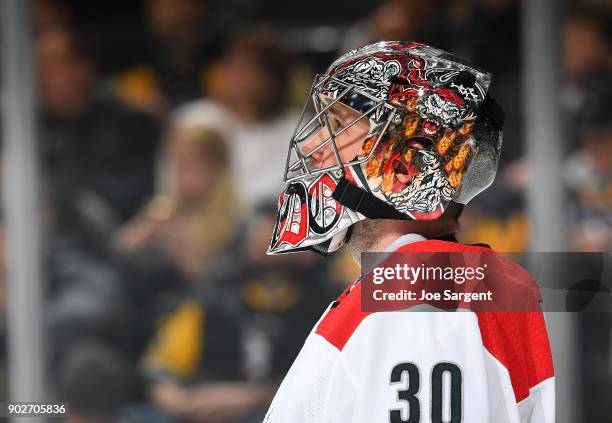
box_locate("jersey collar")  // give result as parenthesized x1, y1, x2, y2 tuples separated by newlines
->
(383, 233, 428, 253)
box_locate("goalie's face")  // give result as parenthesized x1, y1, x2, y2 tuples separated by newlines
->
(269, 83, 394, 255)
(284, 75, 398, 183)
(300, 100, 370, 172)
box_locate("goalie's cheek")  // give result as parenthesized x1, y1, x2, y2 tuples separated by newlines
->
(300, 128, 330, 163)
(316, 132, 367, 168)
(336, 129, 371, 164)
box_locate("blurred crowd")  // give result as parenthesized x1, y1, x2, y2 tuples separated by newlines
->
(0, 0, 610, 422)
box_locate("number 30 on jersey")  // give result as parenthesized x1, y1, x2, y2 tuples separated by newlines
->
(389, 362, 462, 423)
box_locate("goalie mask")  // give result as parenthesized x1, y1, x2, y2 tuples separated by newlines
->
(269, 41, 504, 255)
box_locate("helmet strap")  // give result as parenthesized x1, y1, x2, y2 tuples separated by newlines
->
(332, 177, 410, 220)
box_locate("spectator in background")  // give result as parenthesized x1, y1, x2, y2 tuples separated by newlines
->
(340, 0, 449, 54)
(110, 127, 239, 407)
(126, 201, 334, 423)
(559, 4, 611, 252)
(564, 88, 612, 252)
(561, 4, 612, 152)
(216, 202, 335, 384)
(116, 127, 239, 280)
(456, 0, 522, 163)
(38, 25, 160, 224)
(114, 0, 225, 118)
(562, 4, 611, 84)
(173, 29, 301, 211)
(33, 0, 71, 33)
(16, 175, 138, 422)
(461, 2, 611, 251)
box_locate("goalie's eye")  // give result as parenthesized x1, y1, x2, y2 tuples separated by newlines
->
(327, 112, 357, 137)
(328, 116, 343, 132)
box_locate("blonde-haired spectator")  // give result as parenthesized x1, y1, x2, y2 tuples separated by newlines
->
(116, 127, 238, 278)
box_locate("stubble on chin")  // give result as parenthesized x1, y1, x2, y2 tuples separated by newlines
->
(347, 219, 381, 268)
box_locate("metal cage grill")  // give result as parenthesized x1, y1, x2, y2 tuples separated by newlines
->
(283, 74, 398, 183)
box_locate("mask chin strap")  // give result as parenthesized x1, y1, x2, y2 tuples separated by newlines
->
(306, 227, 351, 257)
(332, 177, 410, 220)
(307, 239, 332, 256)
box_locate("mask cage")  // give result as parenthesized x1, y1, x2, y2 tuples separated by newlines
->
(283, 74, 398, 183)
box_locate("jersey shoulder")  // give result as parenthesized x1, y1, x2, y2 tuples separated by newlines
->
(396, 239, 543, 303)
(314, 239, 473, 350)
(315, 239, 541, 351)
(315, 279, 369, 351)
(476, 310, 554, 402)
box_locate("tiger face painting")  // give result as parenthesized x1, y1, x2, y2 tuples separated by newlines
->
(360, 107, 478, 219)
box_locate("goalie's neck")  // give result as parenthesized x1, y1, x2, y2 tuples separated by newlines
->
(372, 218, 459, 251)
(351, 218, 460, 270)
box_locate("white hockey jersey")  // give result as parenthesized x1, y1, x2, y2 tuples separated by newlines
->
(263, 234, 555, 423)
